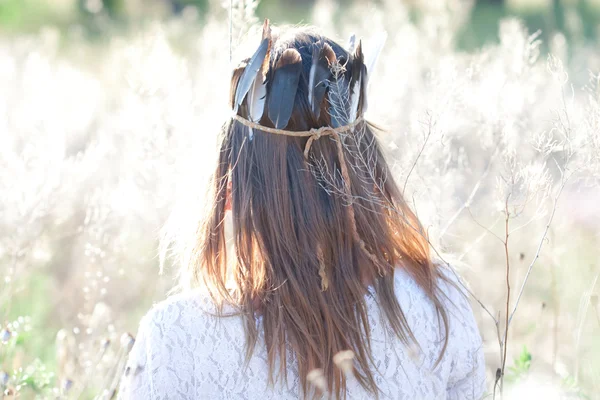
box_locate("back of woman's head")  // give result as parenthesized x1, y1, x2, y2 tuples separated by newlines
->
(192, 21, 449, 399)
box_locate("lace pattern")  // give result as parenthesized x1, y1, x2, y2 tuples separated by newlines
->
(118, 267, 486, 399)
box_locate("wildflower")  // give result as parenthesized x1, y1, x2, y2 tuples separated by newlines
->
(0, 371, 8, 386)
(0, 329, 10, 344)
(101, 388, 116, 399)
(120, 332, 135, 352)
(333, 350, 355, 375)
(100, 338, 111, 350)
(56, 329, 67, 342)
(61, 378, 74, 393)
(307, 368, 327, 393)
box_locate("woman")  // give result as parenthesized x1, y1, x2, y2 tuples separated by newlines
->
(118, 21, 486, 400)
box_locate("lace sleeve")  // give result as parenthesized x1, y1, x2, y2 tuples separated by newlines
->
(117, 314, 152, 400)
(441, 267, 487, 400)
(117, 298, 198, 400)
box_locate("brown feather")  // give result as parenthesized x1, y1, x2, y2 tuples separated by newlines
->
(322, 43, 337, 66)
(260, 19, 272, 81)
(276, 47, 301, 68)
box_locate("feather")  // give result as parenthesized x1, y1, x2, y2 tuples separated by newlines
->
(259, 19, 272, 74)
(359, 62, 368, 114)
(322, 42, 337, 66)
(267, 48, 302, 129)
(230, 60, 248, 110)
(363, 31, 387, 85)
(348, 75, 361, 123)
(347, 33, 356, 53)
(247, 20, 272, 125)
(322, 43, 339, 125)
(328, 72, 349, 128)
(248, 73, 268, 124)
(349, 40, 364, 122)
(246, 71, 267, 139)
(308, 42, 332, 120)
(362, 32, 387, 114)
(233, 37, 269, 113)
(323, 44, 351, 128)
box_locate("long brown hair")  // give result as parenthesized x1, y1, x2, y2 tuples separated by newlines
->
(189, 26, 449, 399)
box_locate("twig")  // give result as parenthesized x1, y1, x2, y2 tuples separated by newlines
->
(229, 0, 233, 65)
(466, 207, 505, 244)
(456, 216, 502, 262)
(71, 340, 110, 400)
(575, 268, 600, 379)
(403, 113, 434, 195)
(432, 254, 499, 326)
(314, 144, 499, 327)
(500, 195, 511, 394)
(439, 147, 497, 238)
(507, 175, 568, 326)
(593, 301, 600, 330)
(550, 246, 559, 369)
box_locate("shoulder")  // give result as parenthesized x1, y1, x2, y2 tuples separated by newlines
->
(391, 262, 484, 355)
(137, 289, 248, 348)
(128, 290, 214, 364)
(391, 262, 470, 312)
(434, 264, 487, 395)
(121, 291, 234, 399)
(141, 289, 211, 328)
(435, 264, 483, 343)
(138, 289, 243, 342)
(126, 290, 246, 377)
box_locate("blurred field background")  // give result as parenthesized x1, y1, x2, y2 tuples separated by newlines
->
(1, 0, 600, 398)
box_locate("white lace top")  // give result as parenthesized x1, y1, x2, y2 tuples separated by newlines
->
(118, 268, 486, 399)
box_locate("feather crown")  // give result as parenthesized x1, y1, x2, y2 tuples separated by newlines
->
(231, 21, 386, 133)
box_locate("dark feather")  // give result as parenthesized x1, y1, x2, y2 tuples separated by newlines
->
(349, 40, 364, 122)
(234, 38, 269, 113)
(308, 42, 332, 120)
(359, 62, 368, 115)
(350, 41, 363, 92)
(267, 48, 302, 129)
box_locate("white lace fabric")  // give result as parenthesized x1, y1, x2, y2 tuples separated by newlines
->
(118, 267, 486, 399)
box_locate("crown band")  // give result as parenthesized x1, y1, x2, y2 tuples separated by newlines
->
(231, 115, 364, 159)
(231, 115, 364, 137)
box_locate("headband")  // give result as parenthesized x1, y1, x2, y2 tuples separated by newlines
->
(231, 114, 364, 158)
